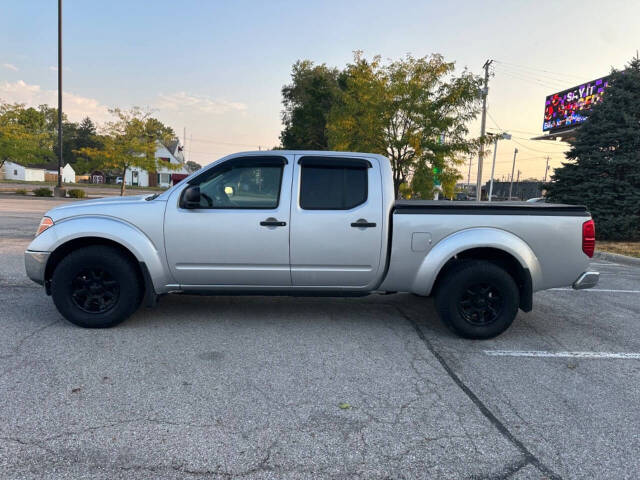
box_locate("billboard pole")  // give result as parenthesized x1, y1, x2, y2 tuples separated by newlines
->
(475, 59, 493, 202)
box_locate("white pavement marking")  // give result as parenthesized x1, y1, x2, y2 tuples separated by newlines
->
(484, 350, 640, 359)
(548, 288, 640, 293)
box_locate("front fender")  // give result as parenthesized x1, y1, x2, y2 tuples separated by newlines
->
(27, 215, 174, 293)
(411, 227, 543, 296)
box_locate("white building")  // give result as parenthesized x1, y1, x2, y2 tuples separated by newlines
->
(2, 161, 76, 183)
(2, 161, 46, 182)
(46, 163, 76, 183)
(124, 140, 189, 188)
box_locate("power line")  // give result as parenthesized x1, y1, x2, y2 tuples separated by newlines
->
(486, 112, 568, 154)
(494, 60, 586, 82)
(493, 65, 576, 88)
(494, 67, 568, 90)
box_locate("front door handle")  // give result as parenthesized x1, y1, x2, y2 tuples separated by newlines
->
(351, 219, 377, 228)
(260, 217, 286, 227)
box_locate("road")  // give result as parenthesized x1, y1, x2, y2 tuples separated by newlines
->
(1, 196, 639, 479)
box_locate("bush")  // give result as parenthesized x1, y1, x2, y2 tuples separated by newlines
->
(33, 187, 53, 197)
(14, 188, 28, 195)
(67, 188, 87, 199)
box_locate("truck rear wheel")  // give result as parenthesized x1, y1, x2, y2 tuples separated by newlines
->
(435, 260, 519, 339)
(51, 245, 142, 328)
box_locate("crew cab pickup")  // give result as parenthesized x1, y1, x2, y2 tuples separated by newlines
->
(25, 151, 599, 338)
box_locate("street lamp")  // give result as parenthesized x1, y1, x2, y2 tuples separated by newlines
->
(54, 0, 64, 197)
(488, 132, 511, 202)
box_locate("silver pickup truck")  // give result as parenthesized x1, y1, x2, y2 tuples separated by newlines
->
(25, 151, 599, 338)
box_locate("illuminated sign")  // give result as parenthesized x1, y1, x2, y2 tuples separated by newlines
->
(543, 76, 610, 132)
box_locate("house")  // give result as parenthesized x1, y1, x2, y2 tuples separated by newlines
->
(124, 140, 189, 188)
(2, 160, 76, 183)
(2, 161, 46, 182)
(50, 163, 76, 184)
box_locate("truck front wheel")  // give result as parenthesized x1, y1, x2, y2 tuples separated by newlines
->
(435, 260, 519, 339)
(51, 245, 142, 328)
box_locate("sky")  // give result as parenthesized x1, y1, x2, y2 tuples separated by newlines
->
(1, 0, 638, 183)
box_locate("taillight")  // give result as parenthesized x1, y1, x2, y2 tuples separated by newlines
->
(582, 219, 595, 258)
(36, 216, 54, 237)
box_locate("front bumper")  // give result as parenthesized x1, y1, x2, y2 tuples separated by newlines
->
(24, 250, 50, 286)
(572, 271, 599, 290)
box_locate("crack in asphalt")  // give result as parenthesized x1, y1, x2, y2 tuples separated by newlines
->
(0, 319, 61, 360)
(389, 303, 563, 480)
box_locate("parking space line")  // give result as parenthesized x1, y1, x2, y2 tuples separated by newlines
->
(484, 350, 640, 359)
(548, 288, 640, 293)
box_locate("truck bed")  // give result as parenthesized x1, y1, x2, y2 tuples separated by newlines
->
(393, 200, 590, 216)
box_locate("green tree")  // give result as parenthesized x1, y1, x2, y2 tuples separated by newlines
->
(327, 52, 483, 198)
(280, 60, 341, 150)
(405, 155, 463, 199)
(0, 103, 53, 169)
(77, 108, 179, 196)
(546, 57, 640, 240)
(185, 160, 201, 173)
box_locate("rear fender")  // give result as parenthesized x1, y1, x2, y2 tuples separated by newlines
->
(411, 227, 543, 296)
(29, 215, 173, 293)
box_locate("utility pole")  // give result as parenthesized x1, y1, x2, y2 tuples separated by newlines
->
(55, 0, 64, 196)
(488, 137, 498, 202)
(508, 148, 518, 200)
(543, 156, 550, 182)
(467, 154, 473, 187)
(475, 59, 493, 202)
(516, 170, 521, 200)
(488, 132, 511, 202)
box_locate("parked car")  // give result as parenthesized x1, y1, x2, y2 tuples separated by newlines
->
(115, 177, 123, 185)
(25, 151, 599, 339)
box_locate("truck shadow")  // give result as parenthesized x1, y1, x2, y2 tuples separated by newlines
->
(125, 292, 451, 335)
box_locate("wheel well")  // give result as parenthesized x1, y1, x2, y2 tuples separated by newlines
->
(44, 237, 144, 295)
(433, 247, 533, 312)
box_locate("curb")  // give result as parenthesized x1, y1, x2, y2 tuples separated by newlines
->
(594, 250, 640, 267)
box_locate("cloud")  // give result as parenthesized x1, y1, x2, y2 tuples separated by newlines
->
(2, 63, 19, 71)
(0, 80, 111, 123)
(156, 91, 247, 115)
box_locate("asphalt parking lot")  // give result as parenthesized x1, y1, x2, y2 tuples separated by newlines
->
(1, 196, 640, 479)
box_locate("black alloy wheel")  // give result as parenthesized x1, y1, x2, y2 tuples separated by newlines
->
(70, 267, 120, 313)
(51, 245, 142, 328)
(457, 283, 503, 326)
(435, 260, 519, 339)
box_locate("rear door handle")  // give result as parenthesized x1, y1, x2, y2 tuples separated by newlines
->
(260, 217, 286, 227)
(351, 219, 376, 228)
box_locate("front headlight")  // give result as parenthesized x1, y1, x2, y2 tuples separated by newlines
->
(36, 216, 54, 237)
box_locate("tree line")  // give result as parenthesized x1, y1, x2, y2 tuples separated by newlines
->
(0, 105, 200, 195)
(279, 52, 486, 198)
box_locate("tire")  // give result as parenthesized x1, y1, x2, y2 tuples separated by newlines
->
(435, 260, 519, 339)
(51, 245, 142, 328)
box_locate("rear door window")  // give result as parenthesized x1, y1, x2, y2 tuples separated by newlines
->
(299, 158, 368, 210)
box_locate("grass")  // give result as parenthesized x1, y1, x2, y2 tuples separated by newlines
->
(597, 241, 640, 258)
(1, 179, 166, 191)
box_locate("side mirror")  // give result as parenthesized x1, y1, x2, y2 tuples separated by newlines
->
(181, 185, 201, 209)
